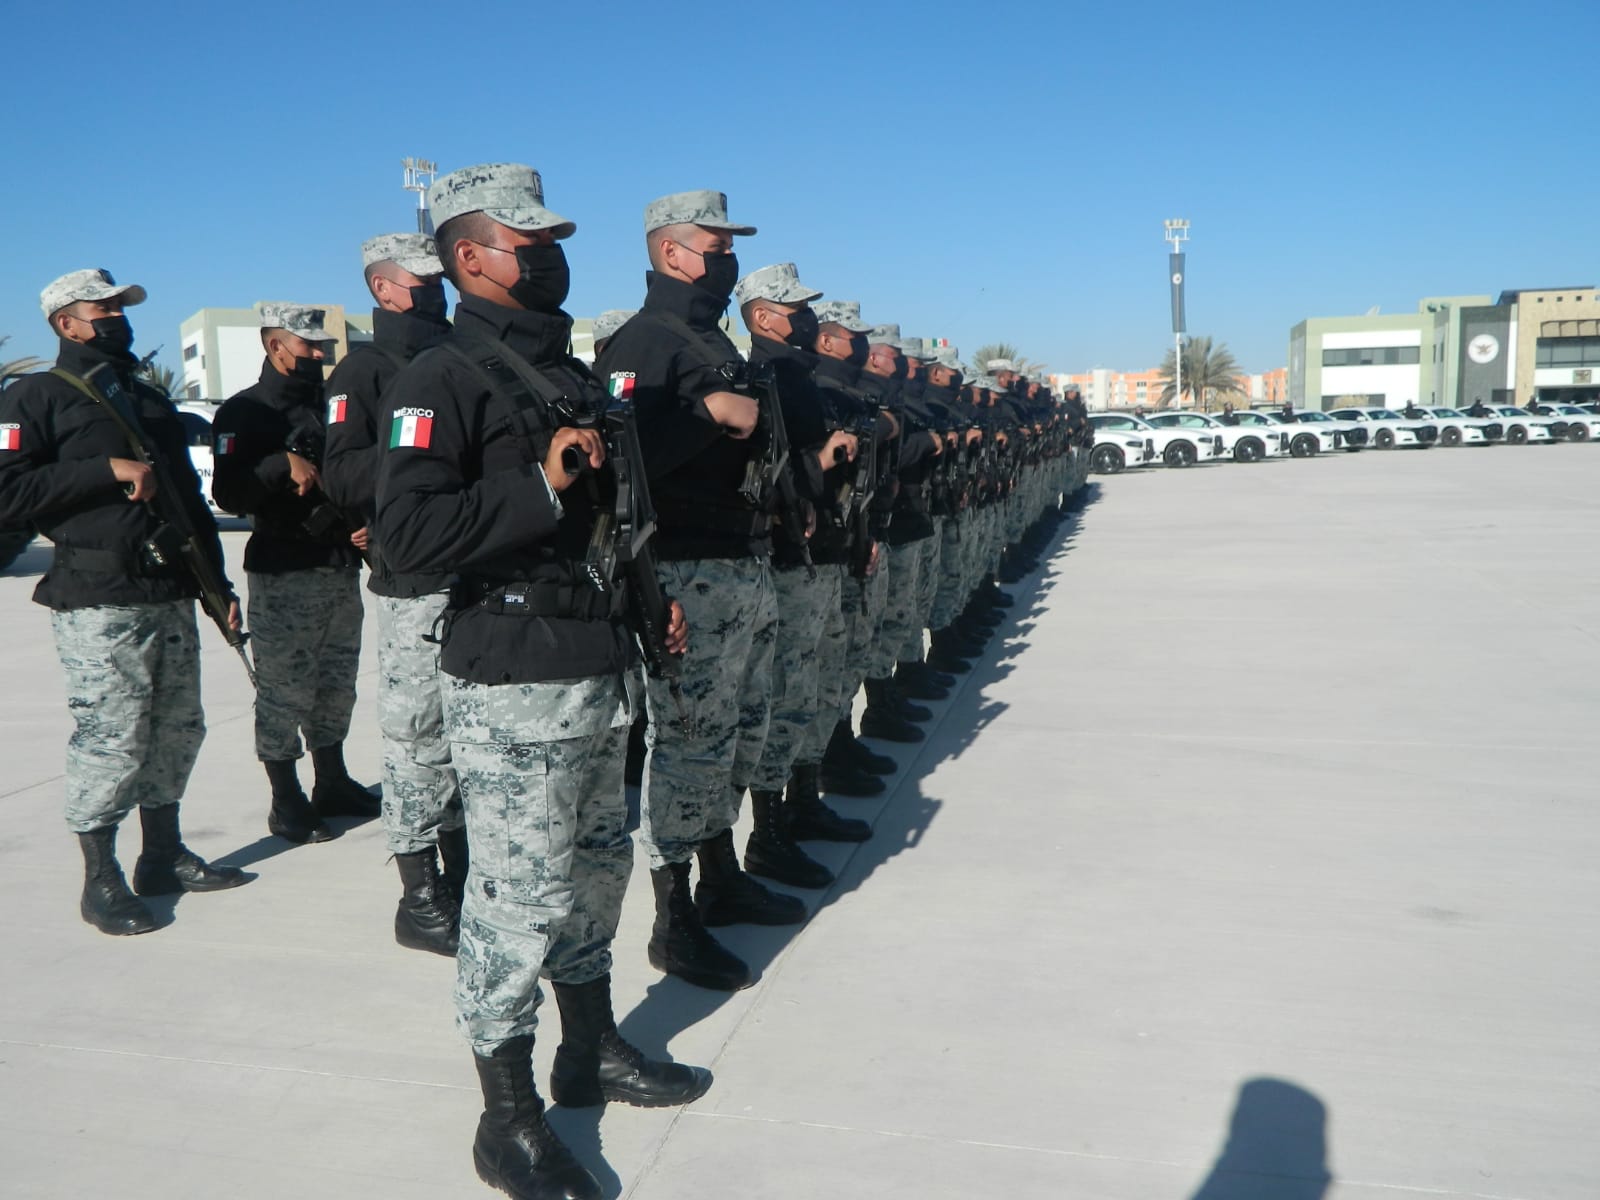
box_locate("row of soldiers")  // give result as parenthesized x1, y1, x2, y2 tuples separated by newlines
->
(0, 163, 1091, 1200)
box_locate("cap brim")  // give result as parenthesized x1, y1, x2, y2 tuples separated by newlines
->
(484, 205, 577, 240)
(699, 220, 757, 236)
(391, 255, 444, 278)
(85, 283, 147, 308)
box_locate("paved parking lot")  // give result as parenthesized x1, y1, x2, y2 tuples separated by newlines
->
(2, 444, 1596, 1199)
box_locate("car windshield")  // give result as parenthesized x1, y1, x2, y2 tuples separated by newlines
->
(1553, 405, 1585, 415)
(1432, 408, 1463, 417)
(1370, 410, 1402, 420)
(1494, 407, 1526, 417)
(1296, 411, 1331, 422)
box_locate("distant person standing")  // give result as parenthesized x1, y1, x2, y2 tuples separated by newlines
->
(0, 269, 249, 935)
(212, 304, 377, 845)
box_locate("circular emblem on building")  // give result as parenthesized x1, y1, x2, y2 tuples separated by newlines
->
(1171, 273, 1183, 285)
(1467, 334, 1500, 365)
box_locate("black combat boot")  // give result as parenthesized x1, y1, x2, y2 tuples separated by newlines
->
(980, 578, 1016, 609)
(77, 826, 158, 936)
(309, 742, 381, 818)
(899, 655, 955, 692)
(623, 713, 647, 788)
(131, 804, 251, 896)
(647, 861, 753, 991)
(786, 765, 871, 843)
(264, 759, 335, 844)
(742, 792, 835, 888)
(819, 758, 887, 797)
(549, 974, 713, 1108)
(880, 677, 932, 723)
(893, 658, 949, 701)
(394, 850, 460, 956)
(828, 719, 896, 776)
(438, 824, 470, 906)
(926, 628, 973, 674)
(860, 679, 925, 743)
(472, 1039, 600, 1200)
(696, 826, 810, 922)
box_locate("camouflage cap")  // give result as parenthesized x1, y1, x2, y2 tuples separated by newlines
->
(592, 309, 637, 343)
(427, 163, 576, 239)
(361, 233, 442, 278)
(812, 300, 871, 333)
(39, 268, 147, 318)
(986, 358, 1016, 374)
(933, 345, 962, 370)
(867, 323, 901, 347)
(733, 262, 822, 307)
(643, 190, 756, 236)
(900, 336, 932, 360)
(256, 302, 338, 343)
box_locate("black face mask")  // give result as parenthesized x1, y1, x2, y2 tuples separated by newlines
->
(948, 373, 965, 392)
(847, 336, 869, 368)
(692, 250, 739, 301)
(504, 243, 571, 313)
(88, 315, 134, 357)
(783, 308, 820, 350)
(291, 355, 324, 384)
(408, 281, 448, 323)
(892, 354, 909, 382)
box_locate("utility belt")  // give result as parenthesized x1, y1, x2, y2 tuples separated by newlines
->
(455, 577, 625, 623)
(54, 527, 185, 579)
(653, 498, 770, 538)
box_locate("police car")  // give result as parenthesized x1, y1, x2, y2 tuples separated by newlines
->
(1087, 424, 1156, 474)
(1480, 405, 1561, 445)
(174, 402, 225, 512)
(1144, 410, 1286, 462)
(1528, 401, 1600, 442)
(1326, 407, 1438, 449)
(1415, 407, 1502, 446)
(1281, 408, 1369, 451)
(1089, 412, 1223, 468)
(1233, 409, 1334, 457)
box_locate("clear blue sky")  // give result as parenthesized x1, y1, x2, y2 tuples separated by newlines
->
(3, 0, 1594, 379)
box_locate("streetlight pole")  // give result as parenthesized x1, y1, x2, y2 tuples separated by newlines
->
(402, 157, 438, 234)
(1164, 218, 1190, 408)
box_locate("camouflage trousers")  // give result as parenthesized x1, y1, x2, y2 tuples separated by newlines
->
(841, 548, 890, 699)
(641, 557, 776, 868)
(248, 567, 363, 761)
(899, 526, 942, 663)
(798, 563, 851, 763)
(929, 513, 966, 631)
(867, 539, 926, 679)
(50, 601, 205, 834)
(750, 563, 839, 790)
(445, 671, 632, 1053)
(376, 592, 462, 855)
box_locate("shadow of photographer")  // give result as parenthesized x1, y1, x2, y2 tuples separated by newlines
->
(1188, 1077, 1333, 1200)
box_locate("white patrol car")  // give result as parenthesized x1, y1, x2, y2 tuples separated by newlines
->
(1233, 409, 1333, 457)
(174, 401, 224, 512)
(1480, 404, 1560, 445)
(1089, 412, 1224, 468)
(1086, 423, 1156, 474)
(1415, 407, 1501, 447)
(1145, 410, 1286, 462)
(1528, 401, 1600, 442)
(1326, 406, 1439, 449)
(1281, 408, 1369, 451)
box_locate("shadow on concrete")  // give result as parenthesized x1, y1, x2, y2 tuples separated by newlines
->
(619, 482, 1103, 1051)
(1187, 1078, 1333, 1200)
(546, 1106, 625, 1199)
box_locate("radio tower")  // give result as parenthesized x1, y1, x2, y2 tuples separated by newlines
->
(402, 157, 438, 234)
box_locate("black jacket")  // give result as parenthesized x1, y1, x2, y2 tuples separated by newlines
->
(322, 308, 451, 597)
(373, 295, 629, 687)
(212, 359, 362, 574)
(595, 272, 769, 561)
(0, 339, 230, 611)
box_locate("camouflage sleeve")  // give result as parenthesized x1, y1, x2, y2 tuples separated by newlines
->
(0, 376, 120, 524)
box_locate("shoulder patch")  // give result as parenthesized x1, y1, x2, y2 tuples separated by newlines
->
(389, 407, 434, 450)
(327, 395, 349, 423)
(215, 433, 236, 456)
(0, 423, 20, 452)
(607, 372, 635, 401)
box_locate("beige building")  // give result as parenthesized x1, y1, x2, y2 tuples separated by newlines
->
(179, 305, 358, 400)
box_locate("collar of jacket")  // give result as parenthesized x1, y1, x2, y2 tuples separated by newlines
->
(813, 353, 864, 392)
(253, 355, 321, 408)
(747, 333, 816, 369)
(55, 336, 137, 381)
(454, 294, 574, 364)
(641, 270, 729, 332)
(858, 369, 901, 408)
(372, 307, 449, 361)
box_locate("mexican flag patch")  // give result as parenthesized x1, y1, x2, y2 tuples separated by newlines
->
(215, 433, 236, 455)
(390, 407, 434, 449)
(328, 395, 348, 424)
(0, 424, 20, 451)
(608, 372, 635, 401)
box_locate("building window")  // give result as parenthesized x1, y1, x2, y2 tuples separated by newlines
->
(182, 343, 200, 361)
(1322, 346, 1420, 367)
(1535, 337, 1600, 367)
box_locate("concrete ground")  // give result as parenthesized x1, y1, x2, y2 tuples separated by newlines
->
(2, 443, 1597, 1199)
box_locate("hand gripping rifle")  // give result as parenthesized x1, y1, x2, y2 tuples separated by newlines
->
(835, 403, 880, 581)
(734, 361, 815, 579)
(53, 365, 256, 686)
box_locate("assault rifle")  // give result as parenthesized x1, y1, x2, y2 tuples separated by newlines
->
(53, 365, 256, 686)
(284, 431, 371, 567)
(735, 361, 815, 578)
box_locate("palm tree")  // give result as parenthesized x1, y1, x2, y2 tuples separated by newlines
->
(1158, 336, 1245, 410)
(139, 361, 183, 398)
(971, 341, 1035, 377)
(0, 335, 47, 388)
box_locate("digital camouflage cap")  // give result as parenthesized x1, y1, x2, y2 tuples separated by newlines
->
(643, 190, 756, 236)
(428, 163, 576, 239)
(361, 233, 442, 277)
(812, 300, 871, 333)
(867, 323, 901, 346)
(733, 262, 823, 308)
(256, 302, 338, 342)
(39, 268, 148, 319)
(592, 309, 637, 343)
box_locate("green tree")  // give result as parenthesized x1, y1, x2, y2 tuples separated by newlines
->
(1158, 335, 1245, 410)
(0, 335, 47, 387)
(971, 341, 1035, 377)
(138, 361, 183, 398)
